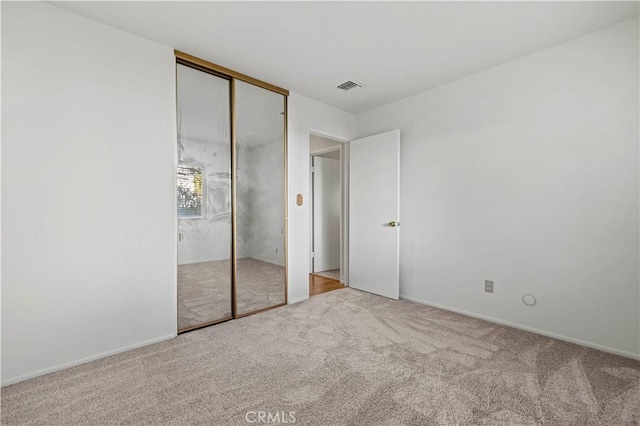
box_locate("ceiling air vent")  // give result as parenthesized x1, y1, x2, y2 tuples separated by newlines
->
(337, 80, 364, 92)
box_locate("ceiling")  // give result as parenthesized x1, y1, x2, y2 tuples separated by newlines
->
(52, 1, 639, 114)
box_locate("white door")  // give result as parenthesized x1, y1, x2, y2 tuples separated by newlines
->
(349, 130, 400, 299)
(313, 156, 341, 272)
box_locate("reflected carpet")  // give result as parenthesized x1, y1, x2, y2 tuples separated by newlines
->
(178, 258, 285, 330)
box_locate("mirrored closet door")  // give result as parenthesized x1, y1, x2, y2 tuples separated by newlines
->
(176, 63, 233, 332)
(234, 80, 286, 316)
(175, 53, 287, 332)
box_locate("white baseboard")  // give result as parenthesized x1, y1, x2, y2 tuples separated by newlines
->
(1, 333, 177, 387)
(244, 256, 285, 267)
(288, 296, 309, 305)
(399, 295, 640, 361)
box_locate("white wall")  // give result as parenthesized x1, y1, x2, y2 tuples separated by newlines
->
(243, 139, 285, 265)
(356, 18, 640, 358)
(287, 93, 356, 303)
(1, 2, 177, 385)
(177, 138, 232, 265)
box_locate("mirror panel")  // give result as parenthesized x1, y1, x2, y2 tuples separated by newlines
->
(235, 80, 286, 315)
(176, 63, 232, 331)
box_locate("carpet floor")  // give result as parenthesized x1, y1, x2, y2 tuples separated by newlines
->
(2, 288, 639, 425)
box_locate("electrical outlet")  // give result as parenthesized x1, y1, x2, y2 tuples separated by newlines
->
(485, 280, 494, 293)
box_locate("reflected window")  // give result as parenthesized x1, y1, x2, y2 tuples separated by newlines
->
(177, 164, 205, 218)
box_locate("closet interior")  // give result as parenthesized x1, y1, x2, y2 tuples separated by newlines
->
(175, 53, 287, 332)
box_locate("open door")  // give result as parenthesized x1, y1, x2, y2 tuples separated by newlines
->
(349, 130, 400, 299)
(312, 155, 341, 274)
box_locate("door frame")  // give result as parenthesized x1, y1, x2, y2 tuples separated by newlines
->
(308, 131, 349, 285)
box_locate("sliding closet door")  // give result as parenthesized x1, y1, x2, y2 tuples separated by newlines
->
(234, 80, 286, 316)
(176, 63, 232, 332)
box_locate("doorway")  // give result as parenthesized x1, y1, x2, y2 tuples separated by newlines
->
(309, 133, 348, 296)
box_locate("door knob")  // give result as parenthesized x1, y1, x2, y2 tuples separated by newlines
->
(387, 221, 398, 227)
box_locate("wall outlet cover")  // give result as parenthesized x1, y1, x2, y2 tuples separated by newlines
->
(485, 280, 494, 293)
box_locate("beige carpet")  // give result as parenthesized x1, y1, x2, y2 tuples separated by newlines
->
(178, 258, 285, 330)
(2, 289, 639, 425)
(312, 269, 340, 281)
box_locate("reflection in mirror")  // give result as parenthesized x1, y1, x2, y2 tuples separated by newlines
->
(176, 63, 232, 330)
(235, 80, 286, 315)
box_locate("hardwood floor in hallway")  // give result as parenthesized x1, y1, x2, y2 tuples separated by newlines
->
(309, 274, 345, 296)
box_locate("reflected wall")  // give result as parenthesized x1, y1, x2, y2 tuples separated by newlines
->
(235, 80, 286, 315)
